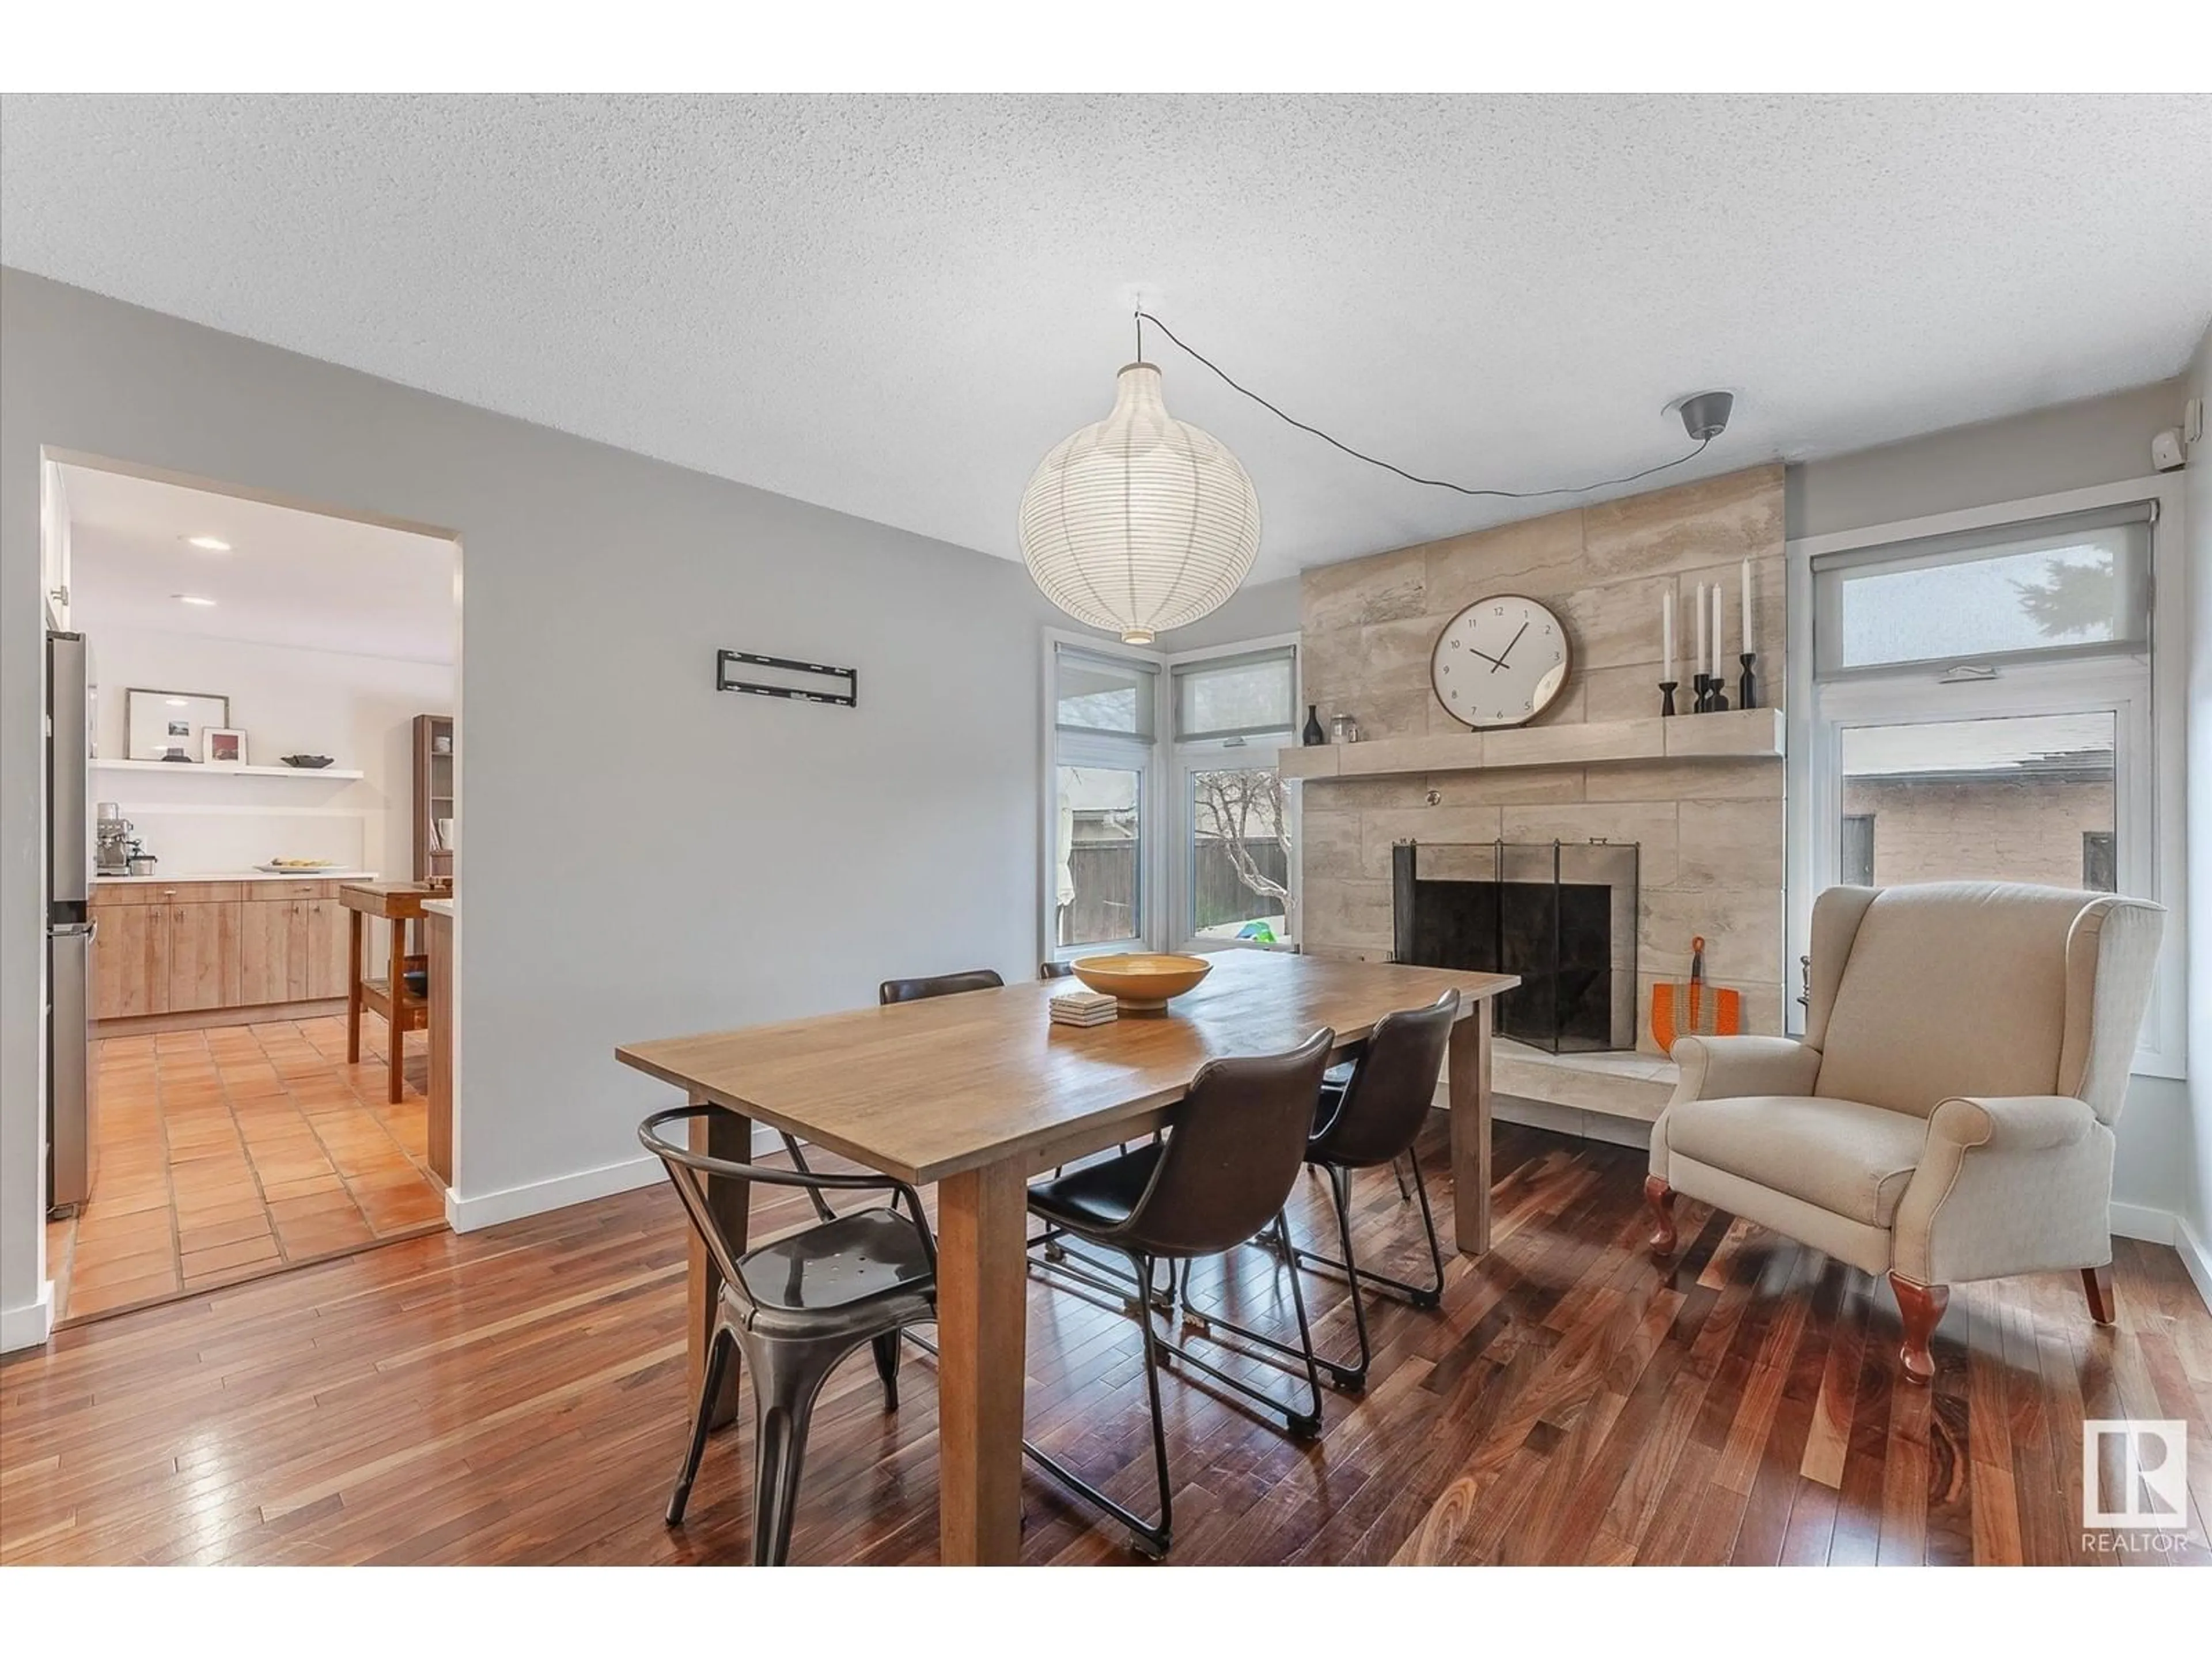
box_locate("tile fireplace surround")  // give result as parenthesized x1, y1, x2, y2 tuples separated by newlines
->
(1296, 465, 1787, 1122)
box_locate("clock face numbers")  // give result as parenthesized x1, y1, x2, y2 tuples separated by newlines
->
(1430, 596, 1570, 729)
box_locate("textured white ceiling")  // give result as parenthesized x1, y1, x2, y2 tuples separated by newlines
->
(6, 94, 2210, 583)
(63, 464, 456, 664)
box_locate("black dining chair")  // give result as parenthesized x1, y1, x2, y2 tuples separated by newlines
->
(641, 1104, 937, 1566)
(1039, 960, 1074, 979)
(1021, 1027, 1336, 1558)
(1196, 991, 1458, 1393)
(878, 968, 1005, 1003)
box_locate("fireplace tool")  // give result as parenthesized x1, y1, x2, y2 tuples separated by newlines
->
(1649, 935, 1743, 1054)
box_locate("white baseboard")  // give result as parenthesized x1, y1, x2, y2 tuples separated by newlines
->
(2108, 1200, 2176, 1245)
(445, 1154, 665, 1233)
(443, 1125, 785, 1234)
(2176, 1218, 2212, 1315)
(1, 1281, 54, 1354)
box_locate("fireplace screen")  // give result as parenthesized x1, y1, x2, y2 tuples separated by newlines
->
(1392, 840, 1640, 1054)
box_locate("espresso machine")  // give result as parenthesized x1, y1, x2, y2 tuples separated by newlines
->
(94, 802, 133, 877)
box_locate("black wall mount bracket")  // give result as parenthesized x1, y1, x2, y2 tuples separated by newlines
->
(715, 649, 857, 707)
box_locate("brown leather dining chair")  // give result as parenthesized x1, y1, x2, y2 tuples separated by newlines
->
(1021, 1026, 1336, 1558)
(1292, 990, 1456, 1387)
(639, 1104, 938, 1566)
(878, 968, 1005, 1003)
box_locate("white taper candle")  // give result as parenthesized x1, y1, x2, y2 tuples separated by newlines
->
(1694, 583, 1707, 679)
(1711, 582, 1724, 681)
(1740, 557, 1753, 659)
(1662, 589, 1675, 683)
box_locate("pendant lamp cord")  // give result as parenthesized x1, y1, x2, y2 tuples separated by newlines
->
(1134, 308, 1712, 501)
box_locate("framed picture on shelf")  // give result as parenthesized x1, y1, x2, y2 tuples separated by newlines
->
(125, 688, 230, 761)
(203, 727, 248, 767)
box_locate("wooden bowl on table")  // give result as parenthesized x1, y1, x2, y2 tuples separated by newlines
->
(1069, 953, 1213, 1014)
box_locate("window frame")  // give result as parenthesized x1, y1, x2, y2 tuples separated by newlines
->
(1040, 628, 1301, 967)
(1785, 475, 2188, 1080)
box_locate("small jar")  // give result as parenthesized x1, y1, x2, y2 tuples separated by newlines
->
(1330, 713, 1361, 744)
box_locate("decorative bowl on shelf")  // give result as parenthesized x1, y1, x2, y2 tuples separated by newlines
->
(1069, 953, 1214, 1014)
(281, 755, 335, 768)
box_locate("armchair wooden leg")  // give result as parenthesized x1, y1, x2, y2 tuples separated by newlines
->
(1644, 1177, 1678, 1259)
(2081, 1263, 2116, 1326)
(1888, 1272, 1948, 1385)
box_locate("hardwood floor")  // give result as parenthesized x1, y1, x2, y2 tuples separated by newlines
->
(3, 1116, 2206, 1566)
(43, 1014, 446, 1328)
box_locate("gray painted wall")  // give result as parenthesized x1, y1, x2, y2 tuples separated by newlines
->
(2183, 325, 2211, 1279)
(1790, 374, 2201, 1243)
(1787, 377, 2186, 540)
(0, 269, 1296, 1342)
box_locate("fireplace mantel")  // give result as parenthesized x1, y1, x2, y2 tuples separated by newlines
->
(1279, 706, 1783, 782)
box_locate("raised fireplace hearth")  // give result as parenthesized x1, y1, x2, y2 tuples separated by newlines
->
(1392, 839, 1640, 1054)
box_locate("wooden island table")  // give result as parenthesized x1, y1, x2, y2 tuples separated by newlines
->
(339, 880, 442, 1105)
(616, 948, 1516, 1566)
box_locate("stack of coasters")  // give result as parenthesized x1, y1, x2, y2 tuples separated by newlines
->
(1048, 987, 1119, 1027)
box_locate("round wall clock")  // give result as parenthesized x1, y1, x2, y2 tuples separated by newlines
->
(1430, 594, 1572, 729)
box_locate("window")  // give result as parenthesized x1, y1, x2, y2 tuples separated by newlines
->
(1789, 481, 2183, 1076)
(1840, 814, 1876, 888)
(1174, 647, 1297, 741)
(1056, 649, 1157, 740)
(2082, 831, 2116, 893)
(1815, 507, 2149, 677)
(1836, 712, 2117, 891)
(1173, 646, 1296, 948)
(1054, 764, 1144, 947)
(1051, 647, 1157, 950)
(1044, 635, 1298, 960)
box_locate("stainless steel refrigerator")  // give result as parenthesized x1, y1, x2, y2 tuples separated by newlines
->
(47, 631, 97, 1218)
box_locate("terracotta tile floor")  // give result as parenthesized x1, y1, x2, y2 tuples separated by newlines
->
(44, 1013, 447, 1327)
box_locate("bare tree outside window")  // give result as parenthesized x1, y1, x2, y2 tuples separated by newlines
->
(1191, 766, 1290, 937)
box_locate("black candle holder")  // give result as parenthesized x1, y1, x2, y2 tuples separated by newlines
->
(1690, 672, 1710, 714)
(1707, 675, 1730, 712)
(1737, 652, 1759, 710)
(1658, 680, 1679, 717)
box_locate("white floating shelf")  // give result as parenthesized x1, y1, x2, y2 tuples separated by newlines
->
(1279, 706, 1783, 782)
(93, 759, 366, 781)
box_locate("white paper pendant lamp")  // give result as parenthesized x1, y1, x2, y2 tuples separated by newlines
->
(1019, 362, 1260, 645)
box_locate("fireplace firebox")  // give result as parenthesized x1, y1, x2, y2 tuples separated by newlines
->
(1391, 839, 1640, 1054)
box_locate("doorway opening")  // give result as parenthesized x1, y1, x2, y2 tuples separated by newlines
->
(41, 452, 462, 1328)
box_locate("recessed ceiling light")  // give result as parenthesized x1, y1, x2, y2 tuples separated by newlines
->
(165, 698, 189, 707)
(172, 594, 218, 607)
(183, 535, 232, 552)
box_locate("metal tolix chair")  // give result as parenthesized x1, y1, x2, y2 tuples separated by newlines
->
(640, 1104, 937, 1566)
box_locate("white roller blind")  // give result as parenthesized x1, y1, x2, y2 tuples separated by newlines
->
(1812, 503, 2153, 679)
(1172, 646, 1297, 742)
(1055, 645, 1157, 738)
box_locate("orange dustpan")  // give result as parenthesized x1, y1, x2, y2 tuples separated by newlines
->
(1650, 935, 1741, 1054)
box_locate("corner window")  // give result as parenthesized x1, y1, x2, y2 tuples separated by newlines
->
(1045, 635, 1298, 961)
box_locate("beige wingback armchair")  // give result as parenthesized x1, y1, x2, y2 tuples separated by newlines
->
(1646, 881, 2164, 1382)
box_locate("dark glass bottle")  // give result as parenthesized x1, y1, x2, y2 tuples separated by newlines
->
(1302, 704, 1326, 746)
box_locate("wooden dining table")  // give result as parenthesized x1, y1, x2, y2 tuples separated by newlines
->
(615, 949, 1516, 1565)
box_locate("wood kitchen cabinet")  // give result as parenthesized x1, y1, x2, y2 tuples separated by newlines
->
(236, 896, 296, 1007)
(92, 901, 171, 1018)
(167, 899, 241, 1012)
(92, 880, 354, 1026)
(304, 897, 350, 999)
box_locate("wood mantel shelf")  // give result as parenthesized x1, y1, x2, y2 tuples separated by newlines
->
(1279, 706, 1783, 782)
